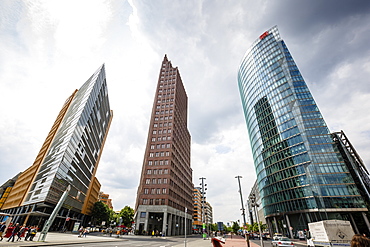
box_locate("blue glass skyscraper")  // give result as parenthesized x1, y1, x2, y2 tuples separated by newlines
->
(238, 26, 368, 234)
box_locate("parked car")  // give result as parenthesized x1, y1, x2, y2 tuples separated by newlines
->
(273, 233, 283, 240)
(250, 232, 258, 239)
(272, 237, 294, 247)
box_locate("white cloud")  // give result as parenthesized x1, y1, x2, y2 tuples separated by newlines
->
(1, 0, 370, 225)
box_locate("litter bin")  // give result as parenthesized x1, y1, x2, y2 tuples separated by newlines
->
(211, 237, 225, 247)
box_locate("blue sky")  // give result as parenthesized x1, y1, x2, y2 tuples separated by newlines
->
(1, 0, 370, 224)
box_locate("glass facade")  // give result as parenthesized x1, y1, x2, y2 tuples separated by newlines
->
(24, 64, 112, 212)
(238, 26, 366, 218)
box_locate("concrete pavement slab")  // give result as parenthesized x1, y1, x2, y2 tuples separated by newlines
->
(0, 232, 126, 247)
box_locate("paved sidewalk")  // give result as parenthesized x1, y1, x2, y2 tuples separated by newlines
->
(223, 234, 260, 247)
(0, 232, 261, 247)
(170, 235, 260, 247)
(0, 232, 125, 247)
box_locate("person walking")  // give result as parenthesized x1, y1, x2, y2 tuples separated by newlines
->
(7, 223, 20, 242)
(0, 222, 6, 241)
(24, 226, 32, 241)
(29, 227, 37, 241)
(16, 224, 26, 241)
(78, 226, 84, 237)
(82, 228, 89, 237)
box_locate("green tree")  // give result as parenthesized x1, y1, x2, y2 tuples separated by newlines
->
(223, 224, 230, 233)
(232, 221, 240, 234)
(210, 223, 218, 231)
(117, 206, 134, 227)
(248, 222, 267, 233)
(91, 201, 110, 226)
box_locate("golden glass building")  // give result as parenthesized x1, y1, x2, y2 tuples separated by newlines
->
(0, 65, 113, 230)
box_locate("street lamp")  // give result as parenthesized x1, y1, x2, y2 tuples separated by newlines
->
(199, 177, 207, 240)
(235, 176, 250, 247)
(249, 193, 264, 247)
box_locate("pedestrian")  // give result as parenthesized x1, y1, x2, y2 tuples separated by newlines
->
(82, 228, 88, 237)
(351, 234, 370, 247)
(151, 230, 155, 238)
(17, 224, 27, 241)
(29, 227, 37, 241)
(0, 222, 6, 241)
(78, 226, 84, 237)
(24, 226, 32, 241)
(7, 223, 20, 242)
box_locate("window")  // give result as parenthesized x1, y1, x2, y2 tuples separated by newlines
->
(150, 145, 155, 149)
(147, 169, 152, 174)
(140, 212, 146, 218)
(164, 169, 168, 174)
(151, 138, 156, 141)
(158, 169, 163, 174)
(153, 169, 158, 175)
(151, 189, 155, 194)
(155, 152, 159, 157)
(164, 178, 168, 184)
(153, 130, 157, 134)
(152, 179, 157, 184)
(143, 199, 148, 205)
(149, 153, 154, 157)
(145, 179, 150, 184)
(166, 152, 170, 156)
(166, 144, 170, 148)
(158, 178, 162, 184)
(148, 161, 153, 166)
(144, 188, 149, 194)
(157, 189, 161, 194)
(162, 188, 167, 194)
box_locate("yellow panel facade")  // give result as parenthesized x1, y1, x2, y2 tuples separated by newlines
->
(1, 91, 77, 210)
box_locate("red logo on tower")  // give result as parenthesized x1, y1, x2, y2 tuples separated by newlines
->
(260, 31, 269, 40)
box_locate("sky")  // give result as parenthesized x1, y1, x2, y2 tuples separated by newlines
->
(1, 0, 370, 225)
